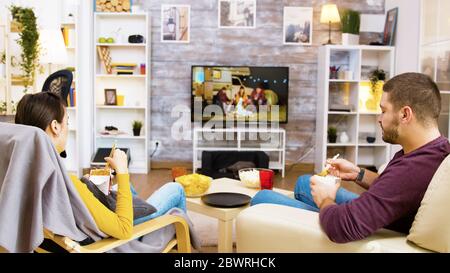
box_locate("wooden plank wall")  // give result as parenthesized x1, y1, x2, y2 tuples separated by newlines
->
(139, 0, 385, 164)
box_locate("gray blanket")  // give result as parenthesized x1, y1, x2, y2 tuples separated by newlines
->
(0, 122, 200, 252)
(0, 123, 105, 252)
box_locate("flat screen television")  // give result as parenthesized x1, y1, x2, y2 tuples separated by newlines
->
(191, 66, 289, 123)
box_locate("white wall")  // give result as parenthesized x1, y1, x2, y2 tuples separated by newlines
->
(386, 0, 421, 74)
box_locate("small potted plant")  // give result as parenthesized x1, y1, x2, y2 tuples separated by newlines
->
(340, 9, 360, 45)
(328, 126, 337, 143)
(369, 68, 386, 92)
(0, 51, 5, 78)
(132, 120, 143, 136)
(365, 68, 386, 111)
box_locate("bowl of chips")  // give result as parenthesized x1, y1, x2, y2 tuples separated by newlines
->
(175, 173, 212, 197)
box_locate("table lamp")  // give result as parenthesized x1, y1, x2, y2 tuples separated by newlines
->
(39, 28, 68, 75)
(320, 4, 341, 45)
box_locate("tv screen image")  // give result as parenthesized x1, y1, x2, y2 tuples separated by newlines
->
(191, 66, 289, 123)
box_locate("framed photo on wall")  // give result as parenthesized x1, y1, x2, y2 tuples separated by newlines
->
(104, 89, 117, 105)
(218, 0, 256, 28)
(283, 7, 313, 45)
(161, 5, 190, 43)
(383, 7, 398, 46)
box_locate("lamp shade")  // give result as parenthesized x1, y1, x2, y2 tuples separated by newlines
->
(320, 4, 341, 23)
(39, 28, 68, 65)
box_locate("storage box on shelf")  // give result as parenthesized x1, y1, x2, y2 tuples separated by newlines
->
(93, 12, 150, 173)
(315, 45, 397, 173)
(193, 127, 286, 177)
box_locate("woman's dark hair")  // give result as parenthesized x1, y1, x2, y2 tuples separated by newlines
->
(15, 92, 65, 131)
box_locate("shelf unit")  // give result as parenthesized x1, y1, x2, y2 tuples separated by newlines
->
(193, 127, 286, 177)
(60, 1, 80, 176)
(315, 45, 396, 173)
(93, 11, 150, 174)
(419, 0, 450, 138)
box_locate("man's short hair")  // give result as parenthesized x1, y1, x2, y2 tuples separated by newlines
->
(383, 72, 441, 125)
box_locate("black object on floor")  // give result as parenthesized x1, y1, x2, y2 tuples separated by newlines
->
(201, 192, 252, 208)
(199, 151, 269, 179)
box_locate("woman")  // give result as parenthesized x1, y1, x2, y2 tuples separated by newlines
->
(234, 86, 250, 107)
(15, 92, 186, 240)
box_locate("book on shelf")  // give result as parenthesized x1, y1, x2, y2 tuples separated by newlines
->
(66, 87, 76, 107)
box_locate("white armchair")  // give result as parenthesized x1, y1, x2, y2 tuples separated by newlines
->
(236, 204, 429, 253)
(236, 154, 450, 253)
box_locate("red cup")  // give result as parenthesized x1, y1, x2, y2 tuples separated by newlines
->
(259, 169, 274, 190)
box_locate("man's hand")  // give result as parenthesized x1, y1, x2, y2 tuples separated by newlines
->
(327, 158, 360, 181)
(310, 175, 340, 209)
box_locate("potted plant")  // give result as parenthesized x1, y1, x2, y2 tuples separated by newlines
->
(365, 68, 386, 111)
(340, 9, 360, 45)
(0, 101, 6, 115)
(132, 120, 143, 136)
(369, 68, 386, 91)
(0, 51, 5, 78)
(9, 5, 40, 92)
(327, 126, 337, 143)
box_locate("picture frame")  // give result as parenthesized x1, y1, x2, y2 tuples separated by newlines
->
(218, 0, 256, 28)
(383, 7, 398, 46)
(104, 89, 117, 105)
(283, 7, 313, 46)
(161, 5, 190, 43)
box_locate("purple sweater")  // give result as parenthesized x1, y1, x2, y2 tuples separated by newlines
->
(320, 136, 450, 243)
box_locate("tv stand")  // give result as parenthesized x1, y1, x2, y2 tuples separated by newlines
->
(193, 127, 286, 177)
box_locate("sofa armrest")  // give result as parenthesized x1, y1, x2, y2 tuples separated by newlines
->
(236, 204, 429, 253)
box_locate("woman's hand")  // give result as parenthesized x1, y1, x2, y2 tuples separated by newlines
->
(326, 158, 360, 181)
(104, 149, 128, 174)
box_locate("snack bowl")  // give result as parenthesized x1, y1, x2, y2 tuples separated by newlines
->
(313, 174, 340, 186)
(90, 168, 112, 195)
(175, 173, 212, 197)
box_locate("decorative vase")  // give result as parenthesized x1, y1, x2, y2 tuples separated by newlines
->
(339, 132, 350, 143)
(342, 33, 360, 45)
(133, 128, 141, 136)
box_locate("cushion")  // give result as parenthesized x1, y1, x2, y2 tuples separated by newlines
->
(407, 154, 450, 252)
(225, 161, 256, 179)
(80, 177, 157, 221)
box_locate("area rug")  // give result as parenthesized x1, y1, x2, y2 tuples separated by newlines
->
(187, 211, 236, 247)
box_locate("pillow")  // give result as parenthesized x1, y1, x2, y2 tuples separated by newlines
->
(407, 154, 450, 252)
(80, 177, 157, 220)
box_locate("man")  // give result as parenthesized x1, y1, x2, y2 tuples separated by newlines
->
(251, 73, 450, 243)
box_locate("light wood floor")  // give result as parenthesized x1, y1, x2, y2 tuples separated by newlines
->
(130, 165, 365, 200)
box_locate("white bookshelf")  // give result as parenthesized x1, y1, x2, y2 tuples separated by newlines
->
(93, 11, 150, 174)
(419, 0, 450, 138)
(315, 45, 397, 173)
(193, 127, 286, 177)
(61, 1, 80, 176)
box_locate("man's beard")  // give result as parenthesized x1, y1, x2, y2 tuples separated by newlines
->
(381, 120, 400, 144)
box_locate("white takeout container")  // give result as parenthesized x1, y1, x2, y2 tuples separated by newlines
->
(90, 169, 111, 195)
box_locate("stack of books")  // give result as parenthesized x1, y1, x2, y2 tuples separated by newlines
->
(111, 63, 136, 75)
